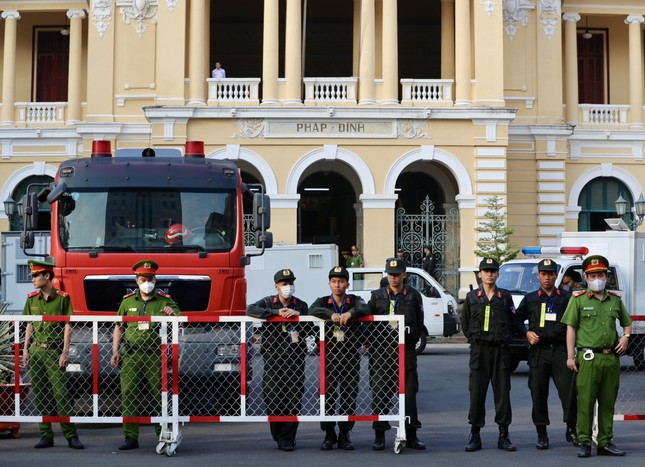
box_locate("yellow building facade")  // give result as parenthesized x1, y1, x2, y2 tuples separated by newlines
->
(1, 0, 644, 298)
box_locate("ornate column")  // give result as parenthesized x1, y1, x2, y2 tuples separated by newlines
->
(1, 11, 20, 126)
(454, 0, 471, 105)
(381, 0, 398, 104)
(441, 0, 455, 79)
(473, 0, 504, 105)
(284, 0, 302, 104)
(626, 15, 645, 127)
(358, 0, 376, 104)
(562, 13, 580, 125)
(66, 9, 86, 125)
(262, 0, 279, 104)
(188, 0, 207, 105)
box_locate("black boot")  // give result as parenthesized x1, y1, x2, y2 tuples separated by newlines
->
(566, 424, 580, 447)
(406, 429, 426, 450)
(338, 429, 354, 450)
(498, 425, 516, 451)
(535, 425, 549, 450)
(465, 427, 482, 452)
(321, 428, 337, 451)
(372, 431, 386, 451)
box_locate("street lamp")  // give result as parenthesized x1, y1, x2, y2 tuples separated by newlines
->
(615, 193, 645, 230)
(3, 196, 15, 217)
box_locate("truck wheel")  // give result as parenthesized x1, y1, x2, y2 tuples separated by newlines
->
(415, 331, 428, 354)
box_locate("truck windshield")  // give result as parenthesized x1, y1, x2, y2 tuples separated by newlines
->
(58, 189, 236, 252)
(497, 262, 561, 295)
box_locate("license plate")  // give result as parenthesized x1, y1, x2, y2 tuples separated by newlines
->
(66, 363, 82, 372)
(213, 363, 234, 372)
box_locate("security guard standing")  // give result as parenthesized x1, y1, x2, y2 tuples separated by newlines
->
(22, 260, 84, 449)
(461, 258, 524, 452)
(561, 255, 632, 458)
(367, 258, 425, 451)
(247, 269, 309, 452)
(310, 266, 370, 451)
(110, 260, 181, 451)
(345, 246, 364, 268)
(515, 259, 578, 449)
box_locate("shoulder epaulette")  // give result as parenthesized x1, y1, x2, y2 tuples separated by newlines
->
(608, 291, 622, 298)
(572, 290, 586, 297)
(56, 290, 69, 298)
(157, 291, 171, 298)
(122, 291, 136, 299)
(28, 290, 39, 298)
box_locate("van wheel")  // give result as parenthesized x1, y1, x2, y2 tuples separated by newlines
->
(415, 331, 428, 354)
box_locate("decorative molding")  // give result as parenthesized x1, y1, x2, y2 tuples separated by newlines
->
(166, 0, 179, 12)
(625, 14, 645, 26)
(538, 0, 560, 39)
(232, 119, 265, 139)
(91, 0, 112, 38)
(397, 120, 429, 139)
(502, 0, 534, 40)
(117, 0, 158, 38)
(1, 10, 20, 21)
(481, 0, 497, 17)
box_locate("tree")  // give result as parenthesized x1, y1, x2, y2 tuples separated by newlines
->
(474, 195, 519, 265)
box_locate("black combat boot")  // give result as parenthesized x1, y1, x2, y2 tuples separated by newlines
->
(465, 426, 482, 452)
(372, 431, 386, 451)
(498, 425, 516, 451)
(536, 425, 549, 450)
(406, 429, 426, 450)
(321, 428, 337, 451)
(338, 429, 354, 450)
(566, 424, 580, 447)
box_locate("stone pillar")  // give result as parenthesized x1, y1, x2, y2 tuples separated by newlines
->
(284, 0, 302, 104)
(381, 0, 398, 104)
(262, 0, 280, 104)
(473, 0, 504, 105)
(626, 15, 645, 127)
(441, 0, 455, 80)
(454, 0, 471, 105)
(1, 11, 20, 126)
(562, 13, 580, 125)
(188, 0, 207, 105)
(359, 0, 376, 104)
(66, 9, 86, 125)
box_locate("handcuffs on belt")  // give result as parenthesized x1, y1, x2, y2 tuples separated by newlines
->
(582, 348, 595, 361)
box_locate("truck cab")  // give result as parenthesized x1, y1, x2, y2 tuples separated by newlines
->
(346, 266, 460, 353)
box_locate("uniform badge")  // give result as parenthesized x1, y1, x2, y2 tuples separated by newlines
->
(591, 259, 599, 266)
(389, 260, 397, 267)
(544, 259, 551, 265)
(333, 267, 342, 273)
(283, 269, 291, 275)
(144, 262, 152, 269)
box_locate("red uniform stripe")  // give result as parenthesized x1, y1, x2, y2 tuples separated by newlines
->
(240, 342, 247, 396)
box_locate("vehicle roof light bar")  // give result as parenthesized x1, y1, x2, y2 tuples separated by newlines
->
(521, 246, 589, 258)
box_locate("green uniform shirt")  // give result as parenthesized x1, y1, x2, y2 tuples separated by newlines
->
(561, 289, 632, 348)
(345, 255, 364, 268)
(23, 288, 73, 344)
(117, 290, 181, 349)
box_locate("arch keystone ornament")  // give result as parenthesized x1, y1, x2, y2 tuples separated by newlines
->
(91, 0, 113, 38)
(117, 0, 158, 38)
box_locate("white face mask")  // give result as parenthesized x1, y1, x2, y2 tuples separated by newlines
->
(139, 281, 155, 294)
(279, 284, 295, 299)
(588, 279, 606, 292)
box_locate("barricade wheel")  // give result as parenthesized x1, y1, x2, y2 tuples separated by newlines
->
(394, 439, 404, 454)
(166, 443, 178, 457)
(156, 441, 167, 455)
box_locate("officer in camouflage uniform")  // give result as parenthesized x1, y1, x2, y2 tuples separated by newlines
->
(515, 259, 578, 450)
(22, 260, 84, 449)
(247, 269, 309, 452)
(110, 260, 180, 451)
(310, 266, 370, 451)
(562, 254, 632, 458)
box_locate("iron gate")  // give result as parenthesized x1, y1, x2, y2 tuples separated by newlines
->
(396, 196, 460, 297)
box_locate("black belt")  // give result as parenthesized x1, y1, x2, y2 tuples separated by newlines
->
(577, 347, 615, 355)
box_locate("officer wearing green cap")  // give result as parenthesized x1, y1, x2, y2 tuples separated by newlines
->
(310, 266, 370, 451)
(22, 260, 84, 449)
(515, 259, 578, 450)
(461, 258, 524, 453)
(110, 260, 181, 451)
(561, 254, 632, 458)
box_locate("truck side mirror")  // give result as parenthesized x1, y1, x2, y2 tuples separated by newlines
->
(255, 230, 273, 249)
(46, 182, 67, 203)
(21, 231, 34, 250)
(23, 193, 39, 231)
(252, 193, 271, 230)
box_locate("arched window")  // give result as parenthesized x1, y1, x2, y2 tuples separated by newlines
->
(578, 177, 631, 231)
(5, 175, 54, 231)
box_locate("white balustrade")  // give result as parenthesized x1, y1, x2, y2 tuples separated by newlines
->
(207, 78, 261, 105)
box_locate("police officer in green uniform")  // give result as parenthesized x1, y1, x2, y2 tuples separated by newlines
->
(368, 258, 425, 451)
(345, 246, 364, 268)
(515, 259, 578, 450)
(22, 260, 84, 449)
(247, 269, 309, 452)
(110, 260, 181, 451)
(461, 258, 524, 453)
(310, 266, 370, 451)
(561, 254, 632, 458)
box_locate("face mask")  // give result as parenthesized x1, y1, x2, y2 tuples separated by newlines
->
(279, 284, 295, 299)
(588, 279, 606, 292)
(139, 281, 155, 294)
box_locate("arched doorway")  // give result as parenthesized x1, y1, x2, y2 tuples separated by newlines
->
(578, 177, 631, 231)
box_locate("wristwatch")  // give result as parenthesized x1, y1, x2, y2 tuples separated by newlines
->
(624, 333, 631, 338)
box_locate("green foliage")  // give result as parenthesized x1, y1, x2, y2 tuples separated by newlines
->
(0, 303, 14, 384)
(474, 195, 519, 265)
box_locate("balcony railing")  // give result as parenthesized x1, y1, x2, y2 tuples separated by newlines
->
(401, 79, 453, 105)
(579, 104, 629, 126)
(207, 78, 261, 105)
(16, 102, 66, 124)
(303, 77, 358, 105)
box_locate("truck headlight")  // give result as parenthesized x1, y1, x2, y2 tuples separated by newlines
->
(216, 344, 240, 356)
